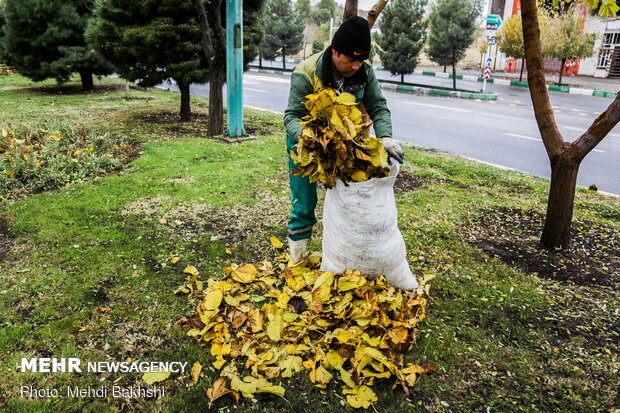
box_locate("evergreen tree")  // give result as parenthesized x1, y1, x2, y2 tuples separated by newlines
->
(375, 0, 427, 84)
(426, 0, 482, 90)
(87, 0, 208, 122)
(312, 39, 325, 55)
(296, 0, 310, 16)
(317, 0, 336, 18)
(1, 0, 111, 90)
(261, 0, 305, 70)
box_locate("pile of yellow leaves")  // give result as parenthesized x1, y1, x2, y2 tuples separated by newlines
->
(175, 245, 434, 409)
(290, 89, 390, 189)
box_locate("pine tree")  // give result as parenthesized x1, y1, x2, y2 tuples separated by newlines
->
(261, 0, 305, 69)
(1, 0, 111, 90)
(375, 0, 427, 84)
(312, 40, 325, 55)
(426, 0, 482, 90)
(87, 0, 208, 122)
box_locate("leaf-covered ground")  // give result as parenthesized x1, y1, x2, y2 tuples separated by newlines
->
(0, 74, 618, 412)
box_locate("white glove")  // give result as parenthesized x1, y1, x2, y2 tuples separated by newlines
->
(381, 137, 404, 164)
(287, 237, 308, 263)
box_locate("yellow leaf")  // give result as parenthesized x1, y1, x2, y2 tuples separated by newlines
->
(230, 376, 285, 398)
(387, 327, 409, 345)
(142, 370, 170, 385)
(313, 271, 334, 290)
(401, 363, 427, 386)
(337, 272, 367, 291)
(191, 362, 202, 383)
(206, 377, 232, 404)
(170, 256, 180, 264)
(269, 236, 283, 249)
(184, 265, 199, 276)
(224, 295, 240, 307)
(309, 364, 333, 386)
(282, 312, 298, 323)
(325, 350, 346, 370)
(266, 315, 285, 342)
(351, 170, 368, 182)
(248, 308, 264, 333)
(335, 329, 357, 344)
(286, 274, 307, 291)
(213, 357, 227, 369)
(1, 128, 8, 138)
(225, 247, 233, 255)
(203, 290, 224, 311)
(336, 92, 356, 105)
(280, 355, 303, 378)
(231, 264, 257, 283)
(343, 385, 377, 409)
(50, 133, 62, 141)
(211, 343, 232, 357)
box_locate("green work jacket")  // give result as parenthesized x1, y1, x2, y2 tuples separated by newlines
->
(284, 47, 392, 143)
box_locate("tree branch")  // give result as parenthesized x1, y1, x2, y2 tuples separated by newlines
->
(343, 0, 358, 21)
(366, 0, 388, 28)
(573, 93, 620, 158)
(192, 0, 214, 58)
(521, 0, 564, 157)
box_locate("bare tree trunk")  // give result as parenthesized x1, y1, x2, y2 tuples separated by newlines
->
(282, 47, 286, 70)
(79, 70, 94, 91)
(452, 50, 456, 90)
(519, 58, 525, 82)
(343, 0, 358, 20)
(178, 81, 192, 122)
(558, 58, 566, 86)
(209, 0, 226, 136)
(541, 144, 581, 247)
(208, 68, 225, 135)
(193, 0, 225, 135)
(401, 73, 404, 84)
(259, 50, 263, 69)
(521, 0, 620, 248)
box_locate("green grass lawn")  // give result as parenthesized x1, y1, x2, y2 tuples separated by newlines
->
(1, 74, 618, 412)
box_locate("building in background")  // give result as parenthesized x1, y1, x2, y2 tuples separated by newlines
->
(487, 0, 620, 78)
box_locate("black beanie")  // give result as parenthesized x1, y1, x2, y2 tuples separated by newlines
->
(331, 16, 371, 61)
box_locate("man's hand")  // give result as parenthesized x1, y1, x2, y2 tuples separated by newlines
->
(381, 137, 404, 164)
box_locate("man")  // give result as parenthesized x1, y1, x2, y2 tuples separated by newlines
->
(284, 16, 404, 262)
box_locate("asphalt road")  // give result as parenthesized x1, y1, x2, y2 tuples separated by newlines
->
(160, 72, 620, 196)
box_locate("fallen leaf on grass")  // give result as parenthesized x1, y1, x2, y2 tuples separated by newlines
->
(343, 385, 377, 409)
(143, 371, 170, 385)
(191, 362, 202, 383)
(269, 236, 283, 249)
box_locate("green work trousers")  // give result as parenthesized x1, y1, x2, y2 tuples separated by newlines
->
(287, 136, 317, 241)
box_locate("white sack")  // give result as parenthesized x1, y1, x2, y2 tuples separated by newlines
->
(319, 162, 418, 290)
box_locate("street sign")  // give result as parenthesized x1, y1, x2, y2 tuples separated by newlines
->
(486, 58, 493, 67)
(486, 14, 502, 31)
(483, 67, 492, 79)
(487, 36, 497, 46)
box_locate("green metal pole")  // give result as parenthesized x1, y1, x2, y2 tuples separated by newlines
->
(226, 0, 244, 136)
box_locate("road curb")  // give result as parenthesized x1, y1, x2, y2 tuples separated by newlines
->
(374, 67, 618, 99)
(380, 82, 498, 100)
(249, 69, 497, 100)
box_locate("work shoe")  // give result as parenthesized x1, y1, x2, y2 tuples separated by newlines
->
(287, 237, 308, 263)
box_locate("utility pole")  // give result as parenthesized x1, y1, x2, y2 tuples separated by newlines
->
(226, 0, 244, 136)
